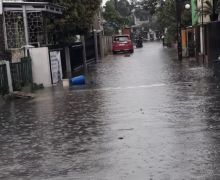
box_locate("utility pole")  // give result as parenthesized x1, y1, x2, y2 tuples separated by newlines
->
(114, 0, 118, 9)
(201, 0, 204, 63)
(175, 0, 182, 61)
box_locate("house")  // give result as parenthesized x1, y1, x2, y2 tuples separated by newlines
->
(188, 0, 220, 63)
(0, 0, 63, 62)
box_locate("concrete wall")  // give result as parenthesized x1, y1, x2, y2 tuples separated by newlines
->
(29, 47, 52, 87)
(102, 36, 112, 55)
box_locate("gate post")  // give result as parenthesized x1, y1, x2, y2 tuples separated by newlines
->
(64, 46, 72, 78)
(81, 35, 87, 69)
(99, 33, 104, 60)
(22, 5, 29, 46)
(94, 31, 99, 62)
(5, 61, 13, 93)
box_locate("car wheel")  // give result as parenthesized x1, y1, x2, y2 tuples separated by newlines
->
(130, 49, 134, 53)
(113, 51, 117, 54)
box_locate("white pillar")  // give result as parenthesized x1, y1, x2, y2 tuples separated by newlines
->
(5, 61, 13, 93)
(22, 5, 29, 46)
(200, 26, 204, 54)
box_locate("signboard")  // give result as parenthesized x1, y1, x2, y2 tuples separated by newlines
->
(49, 51, 63, 84)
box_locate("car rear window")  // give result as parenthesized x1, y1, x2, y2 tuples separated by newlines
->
(114, 36, 129, 42)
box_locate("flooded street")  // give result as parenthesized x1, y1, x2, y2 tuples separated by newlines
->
(1, 42, 220, 179)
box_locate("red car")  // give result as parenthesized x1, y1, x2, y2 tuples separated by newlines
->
(112, 35, 134, 54)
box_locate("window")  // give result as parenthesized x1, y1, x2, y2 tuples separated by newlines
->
(114, 36, 129, 42)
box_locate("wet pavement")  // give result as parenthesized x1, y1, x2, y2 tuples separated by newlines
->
(1, 42, 220, 179)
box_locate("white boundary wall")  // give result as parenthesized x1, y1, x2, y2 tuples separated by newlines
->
(29, 47, 52, 87)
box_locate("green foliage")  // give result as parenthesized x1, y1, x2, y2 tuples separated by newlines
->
(118, 0, 132, 17)
(149, 0, 191, 44)
(142, 0, 162, 15)
(135, 8, 150, 21)
(155, 0, 176, 31)
(103, 0, 132, 33)
(50, 0, 101, 43)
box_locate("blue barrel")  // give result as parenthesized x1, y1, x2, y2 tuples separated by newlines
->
(70, 75, 86, 85)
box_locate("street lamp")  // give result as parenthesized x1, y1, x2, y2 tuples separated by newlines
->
(185, 3, 191, 10)
(175, 0, 191, 61)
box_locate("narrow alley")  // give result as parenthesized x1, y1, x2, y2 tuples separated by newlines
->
(0, 42, 220, 180)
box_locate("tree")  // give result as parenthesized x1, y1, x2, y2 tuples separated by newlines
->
(50, 0, 101, 43)
(142, 0, 162, 15)
(103, 0, 129, 33)
(118, 0, 132, 17)
(141, 0, 191, 44)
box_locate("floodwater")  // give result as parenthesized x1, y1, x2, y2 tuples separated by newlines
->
(0, 42, 220, 179)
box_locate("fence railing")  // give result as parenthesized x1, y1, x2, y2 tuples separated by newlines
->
(10, 58, 32, 91)
(0, 58, 33, 95)
(0, 64, 9, 95)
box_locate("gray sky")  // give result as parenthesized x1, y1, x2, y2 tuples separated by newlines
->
(102, 0, 108, 6)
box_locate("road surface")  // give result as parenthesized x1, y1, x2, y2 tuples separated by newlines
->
(0, 42, 220, 179)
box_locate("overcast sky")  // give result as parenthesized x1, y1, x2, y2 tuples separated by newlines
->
(102, 0, 109, 6)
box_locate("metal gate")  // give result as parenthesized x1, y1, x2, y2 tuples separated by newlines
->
(10, 58, 32, 91)
(0, 64, 9, 95)
(85, 34, 96, 63)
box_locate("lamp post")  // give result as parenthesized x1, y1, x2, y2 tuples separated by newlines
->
(176, 0, 182, 61)
(201, 0, 204, 63)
